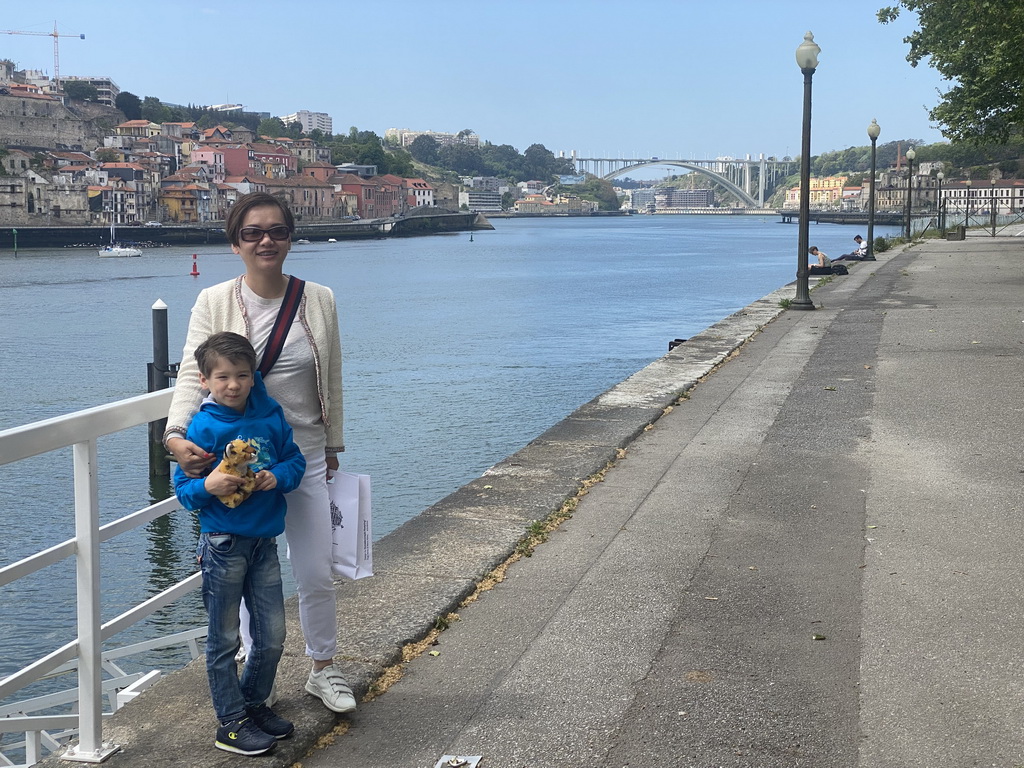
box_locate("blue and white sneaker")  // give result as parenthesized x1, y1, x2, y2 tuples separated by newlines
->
(215, 716, 276, 755)
(245, 704, 294, 740)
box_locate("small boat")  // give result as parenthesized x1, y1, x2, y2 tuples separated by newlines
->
(295, 238, 311, 245)
(98, 244, 142, 258)
(327, 238, 337, 243)
(98, 219, 143, 258)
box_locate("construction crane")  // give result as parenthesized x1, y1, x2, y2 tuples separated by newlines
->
(1, 22, 86, 91)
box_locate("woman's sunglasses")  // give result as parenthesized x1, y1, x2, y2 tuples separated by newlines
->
(238, 226, 291, 242)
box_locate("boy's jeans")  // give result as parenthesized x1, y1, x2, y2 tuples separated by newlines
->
(198, 533, 285, 723)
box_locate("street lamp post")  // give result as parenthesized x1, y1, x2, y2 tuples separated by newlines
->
(865, 119, 880, 260)
(903, 147, 915, 239)
(792, 31, 819, 311)
(991, 178, 997, 236)
(964, 179, 972, 230)
(936, 171, 944, 233)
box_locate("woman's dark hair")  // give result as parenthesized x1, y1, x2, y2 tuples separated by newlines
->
(225, 192, 295, 246)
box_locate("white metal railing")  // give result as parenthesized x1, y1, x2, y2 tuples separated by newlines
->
(0, 390, 205, 766)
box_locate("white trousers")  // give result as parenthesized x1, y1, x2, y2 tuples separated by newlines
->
(241, 452, 338, 661)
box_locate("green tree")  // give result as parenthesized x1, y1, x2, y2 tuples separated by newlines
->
(115, 91, 143, 120)
(64, 81, 98, 101)
(523, 143, 558, 181)
(480, 143, 524, 178)
(259, 117, 288, 138)
(577, 177, 621, 210)
(408, 134, 440, 165)
(383, 147, 415, 177)
(438, 143, 486, 176)
(879, 1, 1024, 143)
(141, 96, 170, 124)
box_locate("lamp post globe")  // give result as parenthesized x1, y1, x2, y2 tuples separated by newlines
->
(792, 32, 820, 311)
(903, 147, 916, 239)
(865, 119, 880, 260)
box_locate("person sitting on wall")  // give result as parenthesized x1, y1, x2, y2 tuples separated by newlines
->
(836, 235, 867, 261)
(808, 246, 833, 275)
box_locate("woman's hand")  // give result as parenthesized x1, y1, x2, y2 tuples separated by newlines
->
(326, 453, 340, 472)
(167, 437, 216, 478)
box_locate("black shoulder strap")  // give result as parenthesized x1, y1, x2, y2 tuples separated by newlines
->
(258, 277, 305, 376)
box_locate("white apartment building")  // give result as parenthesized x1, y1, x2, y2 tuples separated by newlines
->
(386, 128, 480, 148)
(279, 110, 333, 135)
(62, 75, 120, 106)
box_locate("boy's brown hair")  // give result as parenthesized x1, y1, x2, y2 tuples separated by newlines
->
(194, 332, 257, 377)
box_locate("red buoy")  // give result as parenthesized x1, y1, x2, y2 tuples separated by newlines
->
(190, 254, 200, 277)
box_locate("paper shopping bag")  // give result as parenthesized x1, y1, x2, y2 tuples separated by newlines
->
(328, 471, 373, 580)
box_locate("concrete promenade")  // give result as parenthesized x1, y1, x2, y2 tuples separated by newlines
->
(58, 231, 1022, 768)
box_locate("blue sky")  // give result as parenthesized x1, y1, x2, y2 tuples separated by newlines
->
(3, 1, 947, 161)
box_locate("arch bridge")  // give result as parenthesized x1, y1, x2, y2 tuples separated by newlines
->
(567, 155, 797, 209)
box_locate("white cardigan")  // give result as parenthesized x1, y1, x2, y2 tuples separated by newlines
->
(164, 276, 344, 453)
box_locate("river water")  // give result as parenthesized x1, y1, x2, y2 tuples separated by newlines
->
(0, 214, 898, 687)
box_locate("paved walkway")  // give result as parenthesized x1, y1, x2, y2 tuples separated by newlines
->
(62, 230, 1022, 768)
(304, 232, 1023, 768)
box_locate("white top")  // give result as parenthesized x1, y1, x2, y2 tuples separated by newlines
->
(241, 280, 324, 457)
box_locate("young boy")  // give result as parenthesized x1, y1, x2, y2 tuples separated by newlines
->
(174, 332, 306, 756)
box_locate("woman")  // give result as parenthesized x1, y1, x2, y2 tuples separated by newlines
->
(808, 246, 832, 275)
(164, 192, 356, 714)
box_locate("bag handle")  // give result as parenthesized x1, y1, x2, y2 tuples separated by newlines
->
(258, 277, 305, 376)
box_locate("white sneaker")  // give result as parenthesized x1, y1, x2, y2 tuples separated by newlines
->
(305, 664, 356, 713)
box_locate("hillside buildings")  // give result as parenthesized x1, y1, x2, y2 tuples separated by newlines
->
(0, 65, 451, 226)
(62, 75, 120, 106)
(514, 193, 598, 215)
(278, 110, 333, 134)
(0, 67, 632, 226)
(385, 128, 480, 148)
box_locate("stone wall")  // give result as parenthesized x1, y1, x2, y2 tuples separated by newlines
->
(0, 94, 122, 152)
(0, 176, 93, 226)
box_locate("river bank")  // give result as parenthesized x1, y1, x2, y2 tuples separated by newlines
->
(48, 228, 1024, 768)
(1, 215, 906, 706)
(0, 210, 490, 250)
(32, 247, 800, 768)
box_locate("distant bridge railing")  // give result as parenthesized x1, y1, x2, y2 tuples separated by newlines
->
(0, 390, 204, 767)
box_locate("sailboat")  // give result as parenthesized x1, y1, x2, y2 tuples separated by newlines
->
(98, 218, 142, 258)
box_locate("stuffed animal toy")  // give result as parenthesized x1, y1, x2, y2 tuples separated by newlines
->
(214, 439, 258, 508)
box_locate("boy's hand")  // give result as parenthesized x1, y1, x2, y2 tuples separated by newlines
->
(204, 468, 246, 496)
(253, 469, 278, 492)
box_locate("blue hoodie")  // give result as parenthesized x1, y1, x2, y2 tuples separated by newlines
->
(174, 372, 306, 538)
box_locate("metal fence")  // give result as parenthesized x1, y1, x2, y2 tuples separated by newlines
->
(0, 390, 204, 767)
(927, 202, 1024, 236)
